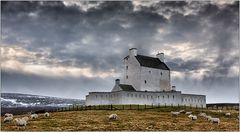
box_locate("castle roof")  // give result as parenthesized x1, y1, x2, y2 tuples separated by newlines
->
(135, 55, 170, 70)
(119, 84, 136, 91)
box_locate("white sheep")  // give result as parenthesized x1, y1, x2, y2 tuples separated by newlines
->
(209, 117, 220, 124)
(22, 116, 29, 122)
(4, 116, 13, 123)
(30, 114, 38, 119)
(199, 112, 206, 117)
(171, 111, 180, 116)
(206, 115, 212, 121)
(14, 118, 27, 126)
(217, 110, 222, 113)
(5, 113, 13, 117)
(179, 110, 185, 113)
(188, 114, 197, 120)
(225, 112, 231, 116)
(44, 112, 50, 118)
(185, 112, 192, 115)
(109, 114, 118, 120)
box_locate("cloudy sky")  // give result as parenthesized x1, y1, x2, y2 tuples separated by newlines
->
(1, 1, 239, 103)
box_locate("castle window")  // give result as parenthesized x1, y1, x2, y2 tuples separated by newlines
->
(96, 95, 97, 98)
(163, 96, 164, 99)
(126, 66, 128, 70)
(151, 96, 153, 99)
(126, 75, 128, 79)
(127, 94, 129, 97)
(158, 96, 159, 99)
(143, 95, 145, 98)
(167, 95, 169, 98)
(147, 95, 149, 98)
(173, 95, 174, 99)
(139, 94, 141, 98)
(161, 72, 163, 76)
(131, 94, 133, 97)
(145, 80, 147, 84)
(149, 71, 151, 74)
(135, 94, 137, 97)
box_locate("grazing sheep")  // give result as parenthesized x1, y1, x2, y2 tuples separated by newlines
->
(206, 115, 212, 121)
(185, 112, 192, 115)
(188, 114, 197, 120)
(179, 110, 185, 113)
(225, 112, 231, 116)
(199, 113, 206, 117)
(30, 114, 38, 119)
(22, 116, 29, 122)
(209, 117, 220, 124)
(171, 111, 180, 116)
(14, 118, 27, 126)
(109, 114, 118, 120)
(44, 112, 50, 118)
(217, 110, 222, 113)
(4, 116, 13, 123)
(4, 113, 13, 117)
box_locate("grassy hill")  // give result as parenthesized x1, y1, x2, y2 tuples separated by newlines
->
(1, 107, 239, 131)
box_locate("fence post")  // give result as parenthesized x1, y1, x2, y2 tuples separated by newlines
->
(145, 104, 146, 109)
(111, 104, 113, 110)
(138, 104, 139, 110)
(152, 104, 153, 109)
(122, 105, 124, 110)
(130, 104, 131, 110)
(165, 103, 166, 108)
(158, 103, 160, 108)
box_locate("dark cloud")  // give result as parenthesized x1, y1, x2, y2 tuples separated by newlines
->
(1, 1, 239, 102)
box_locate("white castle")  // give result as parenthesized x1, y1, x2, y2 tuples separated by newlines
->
(86, 48, 206, 107)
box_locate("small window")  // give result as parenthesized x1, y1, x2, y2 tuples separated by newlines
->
(96, 95, 98, 98)
(167, 95, 169, 98)
(126, 66, 128, 70)
(145, 80, 147, 84)
(161, 72, 163, 76)
(173, 95, 174, 99)
(163, 96, 164, 99)
(139, 94, 141, 98)
(126, 75, 128, 79)
(158, 96, 159, 99)
(143, 95, 145, 98)
(149, 71, 151, 74)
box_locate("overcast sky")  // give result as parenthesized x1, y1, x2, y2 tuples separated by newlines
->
(1, 1, 239, 103)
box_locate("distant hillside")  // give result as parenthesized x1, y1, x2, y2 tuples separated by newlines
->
(1, 93, 85, 107)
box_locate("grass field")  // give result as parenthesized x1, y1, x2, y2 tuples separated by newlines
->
(1, 107, 239, 131)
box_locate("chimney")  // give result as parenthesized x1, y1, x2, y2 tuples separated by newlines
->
(115, 79, 120, 85)
(172, 86, 176, 91)
(156, 52, 164, 62)
(129, 48, 137, 57)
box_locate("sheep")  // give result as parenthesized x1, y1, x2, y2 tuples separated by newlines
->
(44, 112, 50, 118)
(14, 118, 27, 126)
(109, 114, 118, 120)
(185, 112, 192, 115)
(4, 113, 13, 117)
(30, 114, 38, 119)
(225, 112, 231, 116)
(199, 112, 206, 117)
(188, 114, 197, 120)
(217, 110, 222, 113)
(22, 116, 29, 122)
(4, 116, 13, 123)
(209, 117, 220, 124)
(171, 111, 180, 116)
(179, 110, 185, 113)
(206, 115, 212, 121)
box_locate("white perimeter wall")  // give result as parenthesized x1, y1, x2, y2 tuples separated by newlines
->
(86, 91, 206, 108)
